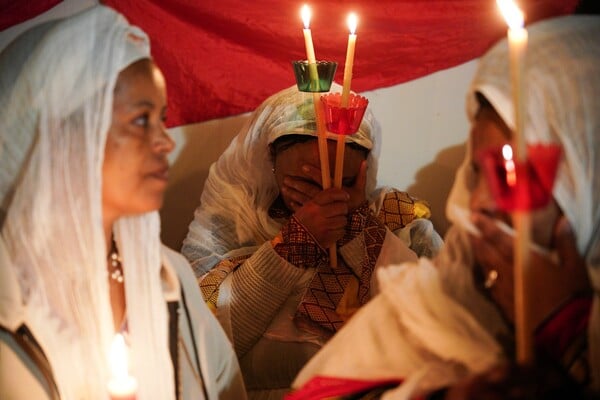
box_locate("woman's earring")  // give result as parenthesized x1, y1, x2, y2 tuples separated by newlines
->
(271, 167, 275, 174)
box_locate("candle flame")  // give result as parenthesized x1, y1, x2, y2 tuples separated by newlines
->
(109, 333, 129, 379)
(347, 13, 358, 35)
(301, 5, 311, 29)
(502, 144, 514, 161)
(496, 0, 524, 30)
(502, 144, 517, 187)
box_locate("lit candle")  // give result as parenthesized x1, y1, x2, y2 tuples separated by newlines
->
(502, 144, 517, 187)
(340, 13, 358, 107)
(497, 0, 532, 365)
(108, 333, 137, 400)
(301, 5, 319, 86)
(497, 0, 527, 161)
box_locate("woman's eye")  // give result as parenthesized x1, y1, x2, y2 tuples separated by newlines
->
(342, 177, 356, 187)
(133, 114, 149, 127)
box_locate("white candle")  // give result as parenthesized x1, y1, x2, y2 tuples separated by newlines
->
(497, 0, 527, 161)
(340, 13, 357, 107)
(497, 0, 531, 365)
(108, 333, 137, 400)
(301, 5, 319, 84)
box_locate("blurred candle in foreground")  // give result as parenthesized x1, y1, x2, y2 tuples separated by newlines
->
(497, 0, 532, 365)
(497, 0, 527, 160)
(340, 12, 358, 107)
(108, 333, 137, 400)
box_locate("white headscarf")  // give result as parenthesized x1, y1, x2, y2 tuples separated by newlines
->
(182, 84, 381, 274)
(447, 15, 600, 390)
(0, 6, 175, 399)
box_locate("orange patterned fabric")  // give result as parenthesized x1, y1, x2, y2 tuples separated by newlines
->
(199, 255, 250, 310)
(376, 191, 420, 231)
(294, 203, 387, 333)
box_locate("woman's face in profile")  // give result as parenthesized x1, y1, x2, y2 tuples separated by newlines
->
(102, 59, 174, 221)
(468, 105, 560, 251)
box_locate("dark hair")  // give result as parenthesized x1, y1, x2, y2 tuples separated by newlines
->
(269, 134, 370, 160)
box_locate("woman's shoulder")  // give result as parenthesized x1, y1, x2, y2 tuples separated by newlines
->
(372, 187, 432, 230)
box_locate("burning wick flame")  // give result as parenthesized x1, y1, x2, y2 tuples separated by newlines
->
(496, 0, 524, 30)
(502, 144, 517, 187)
(347, 13, 358, 34)
(301, 5, 311, 29)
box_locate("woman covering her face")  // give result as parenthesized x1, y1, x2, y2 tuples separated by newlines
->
(182, 83, 443, 396)
(0, 6, 245, 400)
(293, 14, 600, 399)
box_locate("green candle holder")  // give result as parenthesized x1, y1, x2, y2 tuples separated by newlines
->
(292, 60, 337, 92)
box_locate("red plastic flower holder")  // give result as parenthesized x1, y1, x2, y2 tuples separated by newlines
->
(479, 143, 562, 212)
(292, 60, 338, 92)
(320, 93, 369, 135)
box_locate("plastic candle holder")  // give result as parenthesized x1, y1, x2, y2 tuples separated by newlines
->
(292, 60, 337, 92)
(321, 93, 369, 135)
(478, 143, 561, 212)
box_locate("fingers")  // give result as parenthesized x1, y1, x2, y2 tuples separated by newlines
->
(352, 160, 368, 191)
(345, 160, 368, 210)
(301, 164, 323, 187)
(471, 212, 513, 260)
(552, 215, 584, 272)
(292, 187, 351, 247)
(281, 176, 322, 206)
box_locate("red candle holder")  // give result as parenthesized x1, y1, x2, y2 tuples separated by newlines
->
(478, 143, 562, 212)
(292, 60, 337, 92)
(320, 93, 369, 135)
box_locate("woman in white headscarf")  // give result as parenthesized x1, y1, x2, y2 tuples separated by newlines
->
(0, 5, 245, 400)
(182, 84, 443, 398)
(292, 14, 600, 399)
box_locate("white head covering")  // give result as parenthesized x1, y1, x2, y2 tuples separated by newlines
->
(447, 15, 600, 390)
(182, 84, 381, 274)
(0, 6, 175, 399)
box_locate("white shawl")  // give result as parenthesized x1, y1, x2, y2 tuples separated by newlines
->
(0, 6, 175, 399)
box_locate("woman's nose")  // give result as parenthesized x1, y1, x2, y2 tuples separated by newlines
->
(152, 125, 175, 155)
(470, 175, 498, 215)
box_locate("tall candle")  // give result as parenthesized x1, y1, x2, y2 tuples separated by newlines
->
(497, 0, 531, 365)
(108, 333, 137, 400)
(301, 5, 319, 86)
(340, 13, 357, 107)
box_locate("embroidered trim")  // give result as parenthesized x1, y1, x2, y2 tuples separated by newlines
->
(273, 215, 326, 268)
(199, 255, 250, 310)
(377, 190, 425, 231)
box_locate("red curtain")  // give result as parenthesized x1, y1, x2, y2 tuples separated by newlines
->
(0, 0, 61, 31)
(3, 0, 578, 127)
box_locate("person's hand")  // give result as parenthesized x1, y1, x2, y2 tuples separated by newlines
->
(298, 159, 368, 212)
(469, 211, 515, 322)
(293, 188, 349, 248)
(343, 159, 368, 211)
(470, 212, 589, 327)
(280, 174, 323, 210)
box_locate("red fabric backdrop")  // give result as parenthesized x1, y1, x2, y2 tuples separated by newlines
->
(3, 0, 578, 127)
